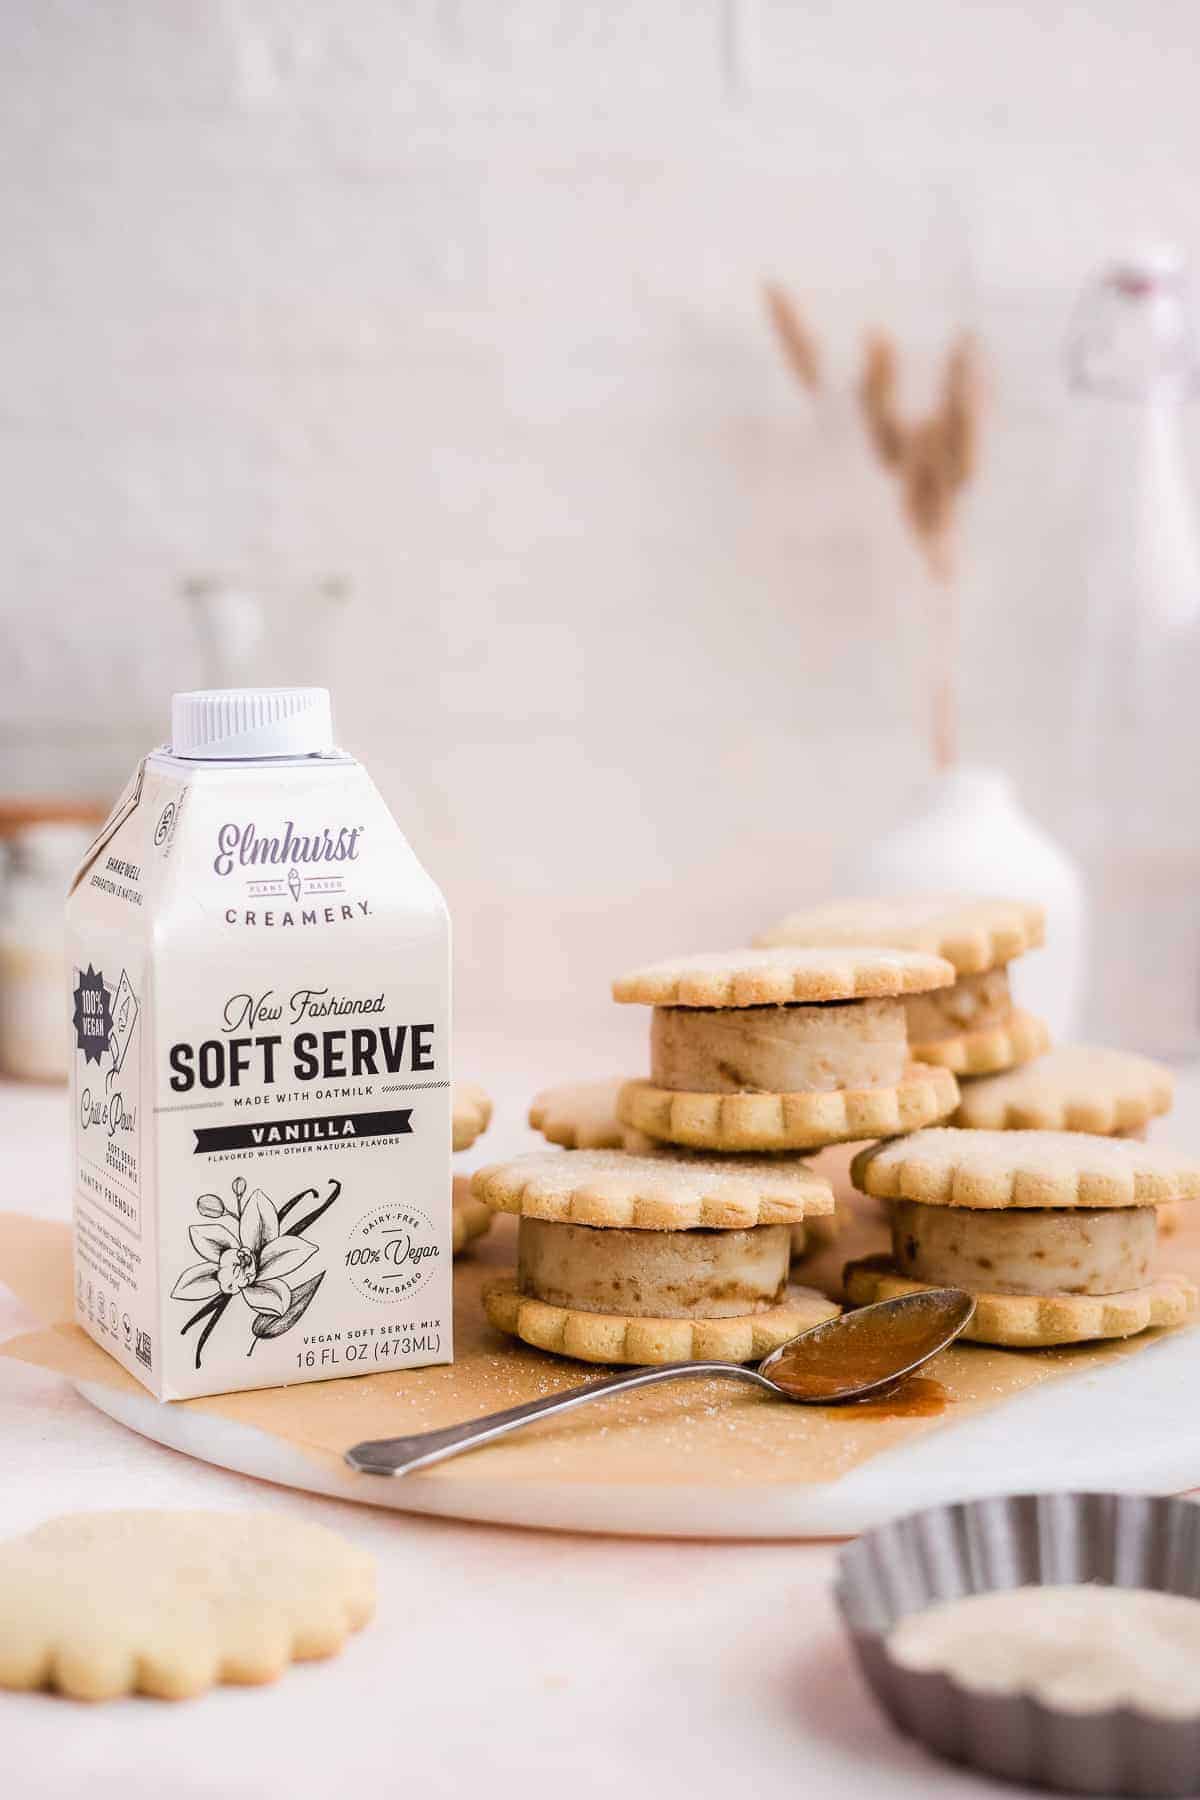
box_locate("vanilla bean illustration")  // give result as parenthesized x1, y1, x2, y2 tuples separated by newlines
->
(194, 1295, 230, 1369)
(249, 1271, 328, 1354)
(285, 1178, 342, 1238)
(181, 1293, 224, 1336)
(173, 1175, 341, 1367)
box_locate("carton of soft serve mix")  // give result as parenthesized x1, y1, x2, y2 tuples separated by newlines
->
(65, 687, 452, 1399)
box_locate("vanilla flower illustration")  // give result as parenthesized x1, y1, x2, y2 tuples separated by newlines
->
(171, 1187, 316, 1316)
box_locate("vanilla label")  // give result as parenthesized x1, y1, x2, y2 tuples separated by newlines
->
(66, 750, 452, 1400)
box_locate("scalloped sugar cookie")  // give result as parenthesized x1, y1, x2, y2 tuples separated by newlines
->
(483, 1276, 839, 1365)
(612, 944, 954, 1008)
(453, 1083, 493, 1152)
(618, 1063, 959, 1153)
(528, 1078, 625, 1150)
(754, 895, 1044, 974)
(609, 1139, 841, 1258)
(954, 1044, 1175, 1135)
(471, 1147, 834, 1230)
(753, 900, 1048, 1077)
(0, 1510, 375, 1701)
(908, 1006, 1049, 1076)
(898, 966, 1048, 1076)
(452, 1174, 492, 1255)
(844, 1255, 1196, 1348)
(851, 1128, 1200, 1211)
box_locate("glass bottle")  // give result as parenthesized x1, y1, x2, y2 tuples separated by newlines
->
(1065, 246, 1200, 1057)
(183, 575, 350, 689)
(0, 820, 93, 1081)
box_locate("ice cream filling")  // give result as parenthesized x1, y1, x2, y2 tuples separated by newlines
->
(649, 997, 908, 1095)
(903, 968, 1013, 1046)
(891, 1198, 1156, 1297)
(516, 1217, 791, 1318)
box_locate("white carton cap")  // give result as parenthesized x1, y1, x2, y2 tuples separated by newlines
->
(170, 688, 335, 760)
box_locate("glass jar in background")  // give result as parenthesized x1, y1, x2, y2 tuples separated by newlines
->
(182, 574, 351, 689)
(1066, 246, 1200, 1058)
(0, 820, 93, 1081)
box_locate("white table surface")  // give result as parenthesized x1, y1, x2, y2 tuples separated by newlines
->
(6, 1043, 1199, 1800)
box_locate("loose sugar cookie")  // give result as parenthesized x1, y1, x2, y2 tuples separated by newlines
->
(472, 1147, 834, 1230)
(0, 1510, 375, 1701)
(453, 1083, 493, 1152)
(753, 896, 1048, 1076)
(528, 1078, 625, 1150)
(452, 1174, 492, 1255)
(953, 1044, 1175, 1136)
(483, 1276, 839, 1365)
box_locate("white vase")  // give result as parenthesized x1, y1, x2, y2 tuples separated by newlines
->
(842, 766, 1087, 1042)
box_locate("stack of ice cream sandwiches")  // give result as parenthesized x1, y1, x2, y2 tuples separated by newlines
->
(754, 895, 1198, 1347)
(476, 944, 963, 1364)
(478, 897, 1199, 1362)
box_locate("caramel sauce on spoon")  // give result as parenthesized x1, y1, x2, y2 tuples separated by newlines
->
(759, 1288, 973, 1407)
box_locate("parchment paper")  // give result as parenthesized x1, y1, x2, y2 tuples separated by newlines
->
(2, 1155, 1193, 1495)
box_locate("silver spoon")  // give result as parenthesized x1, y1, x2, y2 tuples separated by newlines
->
(344, 1287, 975, 1478)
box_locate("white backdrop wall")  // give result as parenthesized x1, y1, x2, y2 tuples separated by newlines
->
(3, 2, 1199, 1042)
